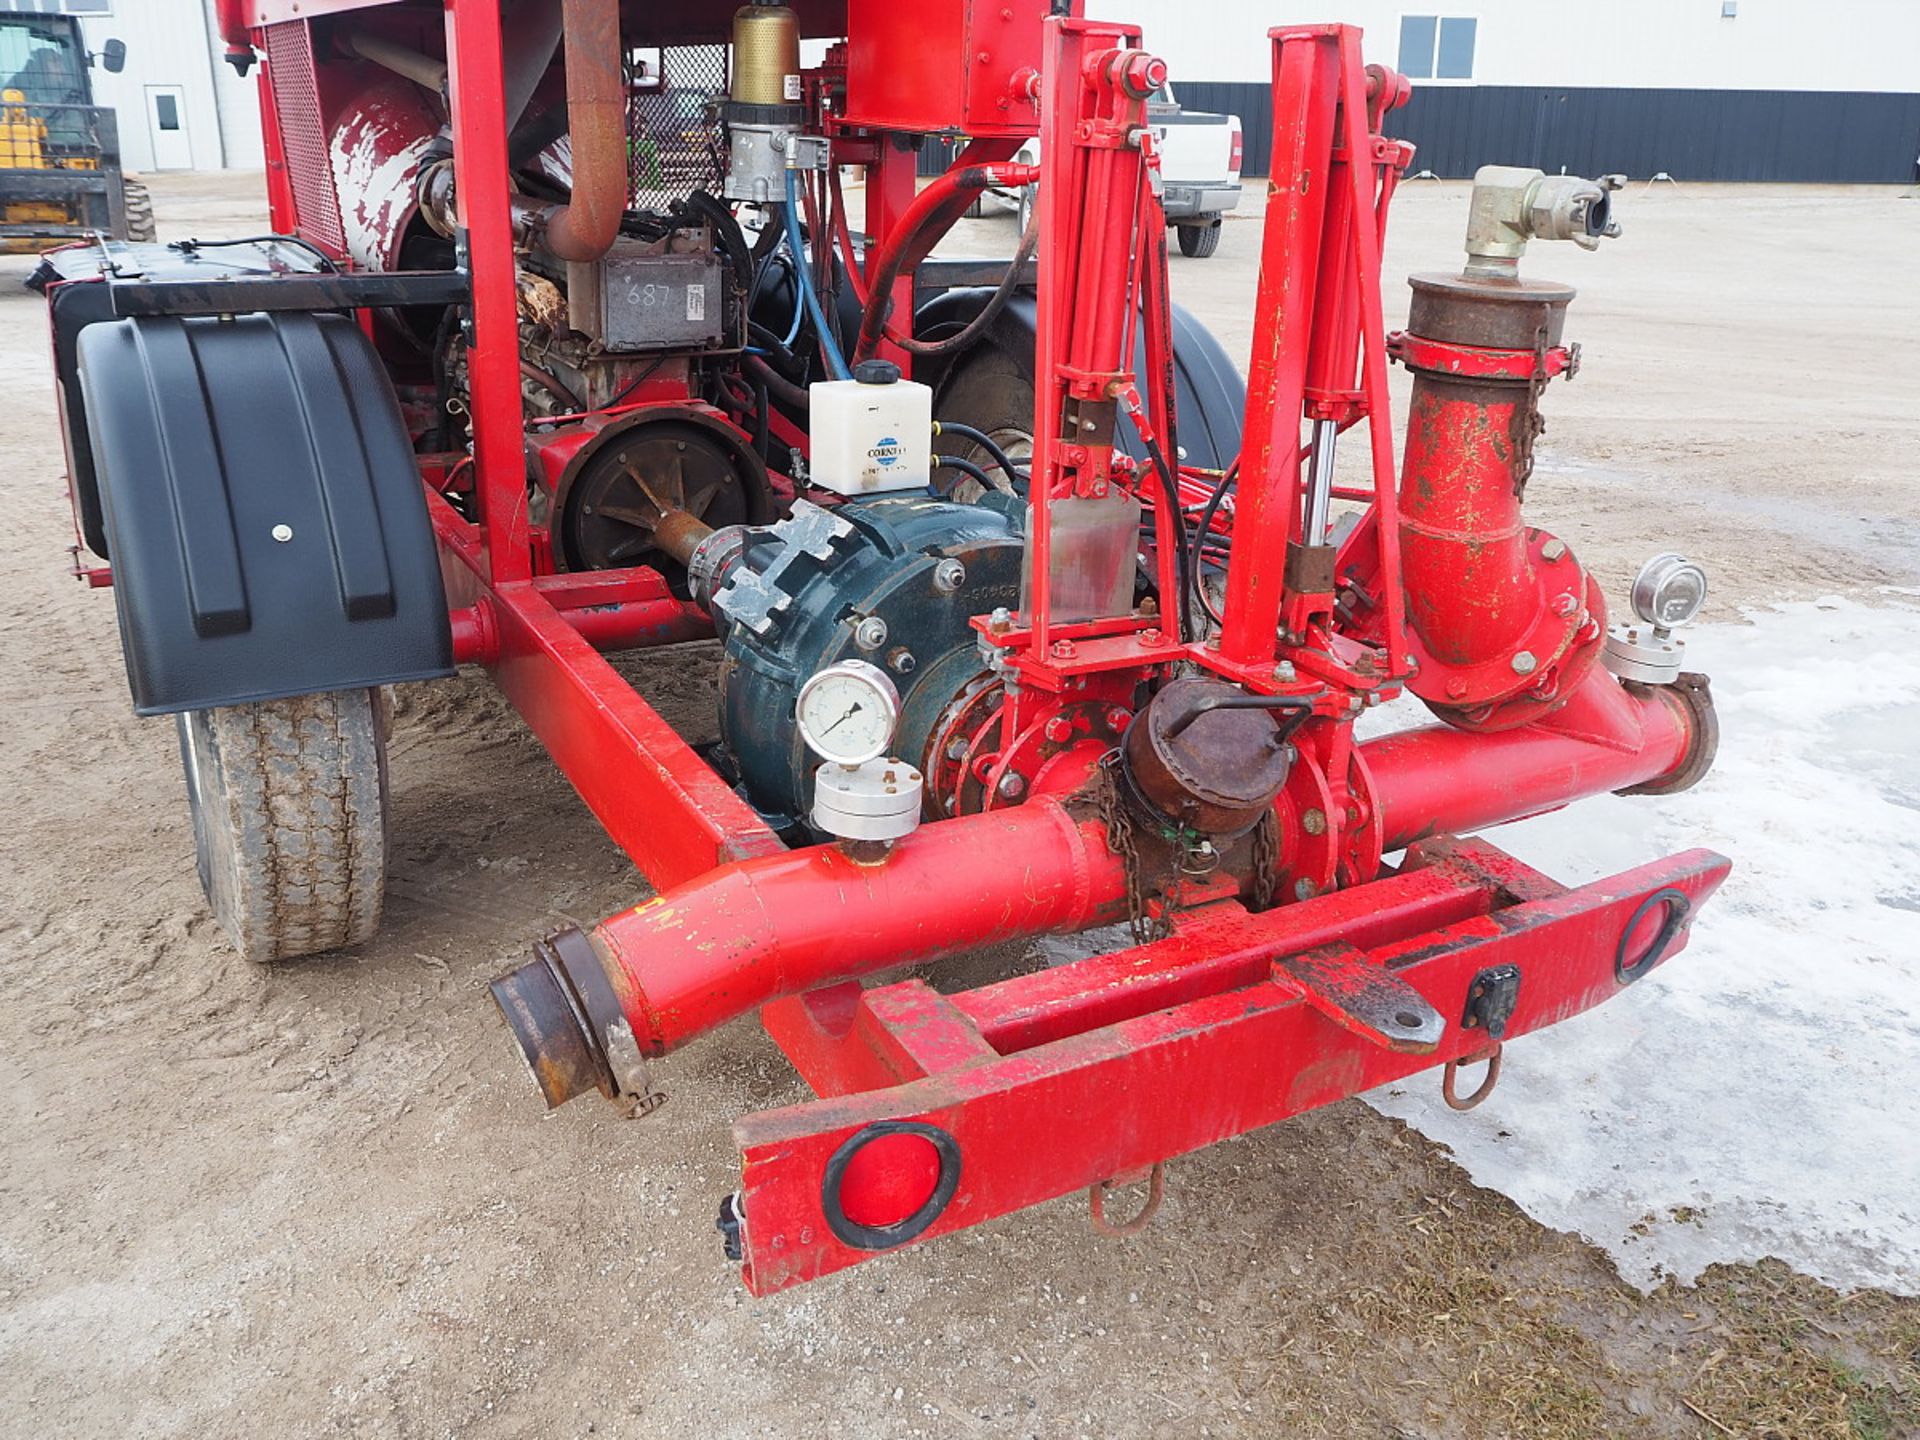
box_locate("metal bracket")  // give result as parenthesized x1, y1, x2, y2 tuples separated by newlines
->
(1460, 962, 1522, 1039)
(1276, 944, 1446, 1053)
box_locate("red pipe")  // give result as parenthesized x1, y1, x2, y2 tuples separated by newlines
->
(595, 801, 1126, 1054)
(540, 0, 625, 263)
(572, 667, 1697, 1059)
(1365, 667, 1692, 852)
(451, 596, 711, 664)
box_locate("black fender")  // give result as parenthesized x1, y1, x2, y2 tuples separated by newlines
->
(76, 311, 453, 715)
(912, 289, 1246, 469)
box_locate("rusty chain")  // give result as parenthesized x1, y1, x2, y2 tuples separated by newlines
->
(1249, 807, 1280, 912)
(1513, 324, 1551, 496)
(1096, 751, 1170, 945)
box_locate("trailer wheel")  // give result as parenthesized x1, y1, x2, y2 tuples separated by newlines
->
(1177, 219, 1221, 259)
(122, 176, 156, 243)
(931, 342, 1033, 500)
(176, 688, 390, 963)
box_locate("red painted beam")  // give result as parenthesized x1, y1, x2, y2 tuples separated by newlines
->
(487, 582, 783, 889)
(732, 844, 1730, 1294)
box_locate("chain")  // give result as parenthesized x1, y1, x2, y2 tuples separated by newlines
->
(1249, 807, 1280, 912)
(1513, 325, 1550, 496)
(1096, 751, 1168, 945)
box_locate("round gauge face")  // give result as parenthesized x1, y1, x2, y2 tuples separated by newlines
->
(795, 660, 901, 765)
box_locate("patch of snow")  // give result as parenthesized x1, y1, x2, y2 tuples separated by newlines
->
(1365, 595, 1920, 1295)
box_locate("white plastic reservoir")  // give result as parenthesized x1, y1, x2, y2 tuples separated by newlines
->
(808, 362, 931, 495)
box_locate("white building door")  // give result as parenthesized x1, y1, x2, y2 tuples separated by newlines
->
(144, 85, 192, 170)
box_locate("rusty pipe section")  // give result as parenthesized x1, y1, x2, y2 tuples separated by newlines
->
(490, 671, 1711, 1108)
(1394, 270, 1602, 732)
(537, 0, 625, 263)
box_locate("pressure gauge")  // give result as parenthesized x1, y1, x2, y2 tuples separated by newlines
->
(1629, 552, 1709, 632)
(796, 659, 901, 766)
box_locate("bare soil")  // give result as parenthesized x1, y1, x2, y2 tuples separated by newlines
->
(1, 172, 1916, 1440)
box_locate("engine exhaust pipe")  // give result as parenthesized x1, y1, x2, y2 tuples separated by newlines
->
(541, 0, 626, 263)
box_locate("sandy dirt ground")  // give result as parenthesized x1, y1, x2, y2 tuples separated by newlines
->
(2, 172, 1917, 1440)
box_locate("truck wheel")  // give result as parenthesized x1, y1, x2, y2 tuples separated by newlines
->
(176, 688, 390, 963)
(932, 342, 1033, 500)
(122, 176, 156, 243)
(1177, 219, 1221, 259)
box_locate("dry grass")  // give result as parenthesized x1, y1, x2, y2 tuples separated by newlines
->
(1194, 1112, 1920, 1440)
(1675, 1261, 1920, 1440)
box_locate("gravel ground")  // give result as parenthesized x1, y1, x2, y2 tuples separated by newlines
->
(1, 171, 1916, 1439)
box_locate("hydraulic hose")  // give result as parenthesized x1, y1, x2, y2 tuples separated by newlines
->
(784, 167, 850, 380)
(933, 421, 1025, 490)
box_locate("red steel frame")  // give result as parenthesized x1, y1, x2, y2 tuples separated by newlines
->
(189, 2, 1725, 1291)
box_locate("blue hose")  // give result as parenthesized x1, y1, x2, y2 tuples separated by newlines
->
(783, 167, 851, 381)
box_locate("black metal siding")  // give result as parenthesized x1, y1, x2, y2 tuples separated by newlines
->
(1173, 82, 1920, 184)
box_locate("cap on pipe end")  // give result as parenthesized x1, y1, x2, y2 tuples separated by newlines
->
(489, 934, 617, 1110)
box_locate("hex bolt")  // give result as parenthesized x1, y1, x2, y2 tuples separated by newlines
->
(1553, 593, 1580, 618)
(1274, 660, 1297, 683)
(1103, 706, 1132, 734)
(1541, 538, 1568, 562)
(1511, 650, 1538, 675)
(997, 773, 1026, 800)
(854, 615, 889, 650)
(988, 606, 1013, 635)
(271, 523, 293, 542)
(1302, 808, 1327, 836)
(945, 738, 968, 762)
(1044, 715, 1073, 743)
(887, 648, 916, 675)
(1294, 878, 1318, 901)
(933, 559, 967, 593)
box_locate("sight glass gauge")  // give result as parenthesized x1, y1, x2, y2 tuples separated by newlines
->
(795, 659, 901, 766)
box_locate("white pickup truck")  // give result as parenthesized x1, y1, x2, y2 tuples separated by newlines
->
(992, 82, 1245, 258)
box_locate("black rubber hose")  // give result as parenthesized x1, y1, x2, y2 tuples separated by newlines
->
(934, 454, 999, 496)
(1140, 430, 1194, 643)
(745, 351, 810, 411)
(933, 420, 1024, 491)
(686, 190, 753, 337)
(1189, 460, 1237, 628)
(168, 233, 338, 272)
(898, 209, 1040, 361)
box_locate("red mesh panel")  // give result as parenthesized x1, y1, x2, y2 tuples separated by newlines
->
(264, 20, 346, 257)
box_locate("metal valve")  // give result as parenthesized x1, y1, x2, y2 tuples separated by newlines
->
(1462, 165, 1625, 278)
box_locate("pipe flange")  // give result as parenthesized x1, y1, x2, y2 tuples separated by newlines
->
(1404, 531, 1605, 731)
(489, 927, 664, 1116)
(1619, 673, 1718, 797)
(1602, 622, 1685, 685)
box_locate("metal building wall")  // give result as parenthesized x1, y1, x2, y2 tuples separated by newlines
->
(1176, 81, 1920, 184)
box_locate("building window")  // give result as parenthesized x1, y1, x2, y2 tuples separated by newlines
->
(1398, 15, 1477, 81)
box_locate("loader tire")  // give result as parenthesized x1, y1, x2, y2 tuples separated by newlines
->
(122, 176, 156, 243)
(176, 688, 390, 963)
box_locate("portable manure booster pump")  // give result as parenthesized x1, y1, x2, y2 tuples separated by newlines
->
(34, 0, 1726, 1294)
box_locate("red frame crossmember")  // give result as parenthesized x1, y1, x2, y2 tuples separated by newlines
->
(735, 838, 1729, 1294)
